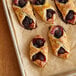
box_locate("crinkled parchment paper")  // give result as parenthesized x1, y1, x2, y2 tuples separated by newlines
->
(6, 0, 76, 76)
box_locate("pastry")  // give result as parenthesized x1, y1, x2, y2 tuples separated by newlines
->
(54, 0, 76, 25)
(48, 25, 70, 59)
(30, 0, 56, 24)
(13, 0, 37, 30)
(30, 35, 48, 67)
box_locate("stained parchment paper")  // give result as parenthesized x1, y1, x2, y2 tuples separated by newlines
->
(6, 0, 76, 76)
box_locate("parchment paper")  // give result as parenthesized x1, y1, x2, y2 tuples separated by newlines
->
(6, 0, 76, 76)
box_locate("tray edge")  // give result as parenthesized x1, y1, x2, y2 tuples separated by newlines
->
(2, 0, 26, 76)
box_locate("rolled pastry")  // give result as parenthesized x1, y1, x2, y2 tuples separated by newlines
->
(30, 35, 48, 67)
(54, 0, 76, 25)
(13, 0, 37, 30)
(48, 25, 70, 59)
(30, 0, 56, 24)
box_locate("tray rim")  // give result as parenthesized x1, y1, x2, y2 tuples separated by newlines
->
(2, 0, 25, 76)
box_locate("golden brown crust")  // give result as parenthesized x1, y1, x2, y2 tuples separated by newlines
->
(13, 1, 36, 28)
(55, 0, 76, 24)
(48, 25, 70, 59)
(31, 0, 56, 24)
(30, 35, 48, 67)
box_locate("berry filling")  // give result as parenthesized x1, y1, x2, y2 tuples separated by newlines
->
(32, 52, 46, 61)
(58, 47, 68, 55)
(14, 0, 27, 8)
(22, 16, 34, 30)
(33, 38, 45, 48)
(57, 0, 68, 4)
(65, 10, 75, 24)
(54, 27, 63, 38)
(47, 9, 55, 21)
(51, 26, 63, 38)
(31, 0, 45, 5)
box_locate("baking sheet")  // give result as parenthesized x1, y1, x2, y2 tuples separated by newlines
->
(6, 0, 76, 76)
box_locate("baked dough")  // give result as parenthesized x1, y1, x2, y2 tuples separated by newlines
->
(30, 0, 56, 24)
(30, 35, 48, 67)
(48, 25, 70, 59)
(13, 0, 37, 30)
(54, 0, 76, 25)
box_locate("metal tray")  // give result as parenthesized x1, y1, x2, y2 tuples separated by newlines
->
(2, 0, 76, 76)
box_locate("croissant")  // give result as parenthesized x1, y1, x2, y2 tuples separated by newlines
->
(13, 0, 37, 30)
(30, 0, 56, 24)
(30, 35, 48, 67)
(54, 0, 76, 25)
(48, 25, 70, 58)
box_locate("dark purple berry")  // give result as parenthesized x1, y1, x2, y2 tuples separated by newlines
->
(58, 0, 68, 4)
(14, 0, 27, 8)
(22, 16, 34, 30)
(18, 0, 27, 7)
(32, 0, 45, 5)
(33, 38, 45, 48)
(54, 26, 63, 38)
(47, 9, 55, 20)
(58, 47, 67, 55)
(65, 10, 74, 21)
(32, 52, 46, 61)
